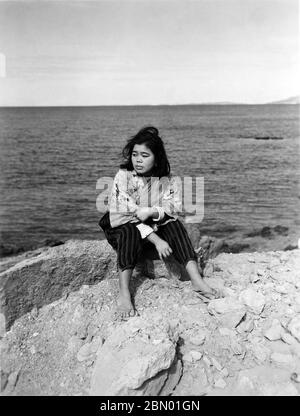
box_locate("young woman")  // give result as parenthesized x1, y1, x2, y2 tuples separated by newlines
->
(99, 126, 218, 319)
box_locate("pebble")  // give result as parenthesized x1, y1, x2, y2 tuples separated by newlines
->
(230, 340, 244, 355)
(214, 377, 227, 389)
(189, 330, 206, 346)
(203, 356, 212, 367)
(211, 357, 223, 371)
(223, 287, 236, 297)
(220, 368, 229, 378)
(237, 319, 254, 334)
(264, 324, 283, 341)
(281, 333, 296, 345)
(190, 351, 203, 361)
(239, 288, 265, 315)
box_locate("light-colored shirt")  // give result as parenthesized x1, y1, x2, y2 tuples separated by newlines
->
(109, 169, 182, 238)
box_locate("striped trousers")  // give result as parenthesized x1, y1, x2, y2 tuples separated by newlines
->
(99, 212, 197, 272)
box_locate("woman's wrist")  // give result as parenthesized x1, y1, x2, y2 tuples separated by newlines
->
(146, 231, 162, 245)
(150, 207, 159, 219)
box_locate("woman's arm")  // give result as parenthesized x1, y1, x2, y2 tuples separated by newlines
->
(146, 231, 173, 260)
(135, 206, 159, 222)
(109, 169, 138, 215)
(135, 176, 182, 222)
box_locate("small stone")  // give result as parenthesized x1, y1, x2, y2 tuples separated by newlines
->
(32, 332, 39, 337)
(237, 319, 254, 334)
(231, 340, 244, 355)
(208, 298, 245, 315)
(75, 322, 89, 340)
(287, 316, 300, 342)
(211, 357, 223, 371)
(182, 352, 194, 363)
(239, 288, 265, 315)
(183, 350, 202, 363)
(264, 324, 283, 341)
(281, 333, 296, 345)
(214, 377, 227, 389)
(222, 287, 235, 297)
(189, 330, 206, 346)
(203, 355, 212, 366)
(190, 351, 203, 361)
(220, 368, 229, 378)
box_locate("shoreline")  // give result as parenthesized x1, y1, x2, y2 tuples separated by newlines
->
(1, 223, 298, 261)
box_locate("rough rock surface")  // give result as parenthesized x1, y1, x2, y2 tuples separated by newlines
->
(1, 240, 300, 396)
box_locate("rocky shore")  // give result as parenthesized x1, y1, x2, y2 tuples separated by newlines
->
(1, 239, 300, 396)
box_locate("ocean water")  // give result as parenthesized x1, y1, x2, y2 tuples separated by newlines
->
(0, 104, 299, 254)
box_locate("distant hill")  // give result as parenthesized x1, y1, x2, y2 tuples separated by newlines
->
(267, 96, 300, 104)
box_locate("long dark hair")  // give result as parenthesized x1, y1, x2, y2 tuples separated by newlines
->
(120, 126, 171, 178)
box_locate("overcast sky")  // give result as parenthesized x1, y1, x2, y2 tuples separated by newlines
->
(0, 0, 299, 106)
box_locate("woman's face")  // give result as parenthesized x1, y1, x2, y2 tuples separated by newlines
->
(131, 143, 155, 176)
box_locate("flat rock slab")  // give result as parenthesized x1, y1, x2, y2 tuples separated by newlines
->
(90, 316, 179, 396)
(207, 297, 246, 328)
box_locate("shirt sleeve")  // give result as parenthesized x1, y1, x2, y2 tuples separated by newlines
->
(136, 223, 154, 239)
(151, 206, 165, 222)
(109, 169, 138, 215)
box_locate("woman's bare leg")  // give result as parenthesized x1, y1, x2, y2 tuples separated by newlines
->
(117, 268, 136, 319)
(185, 260, 215, 295)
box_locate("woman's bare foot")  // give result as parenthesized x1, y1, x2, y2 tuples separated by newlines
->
(191, 277, 218, 299)
(117, 291, 137, 320)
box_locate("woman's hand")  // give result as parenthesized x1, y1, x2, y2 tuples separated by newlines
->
(154, 239, 173, 260)
(135, 207, 153, 222)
